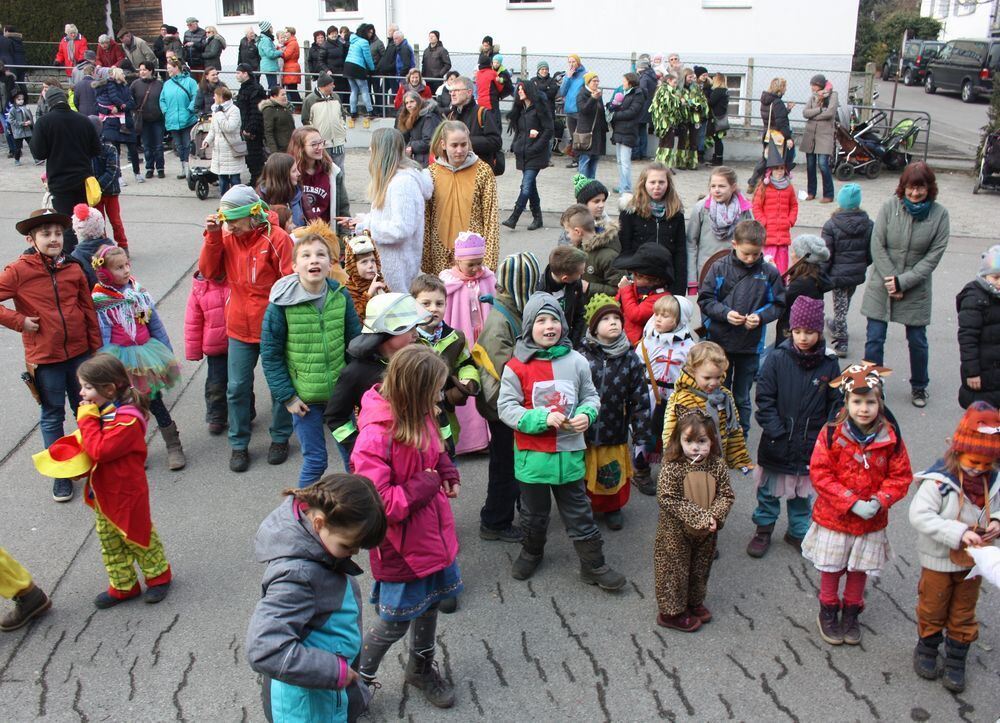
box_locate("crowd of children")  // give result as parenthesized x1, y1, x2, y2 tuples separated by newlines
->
(4, 146, 1000, 718)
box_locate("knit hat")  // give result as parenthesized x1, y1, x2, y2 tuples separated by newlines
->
(584, 71, 598, 86)
(537, 60, 549, 72)
(573, 174, 608, 205)
(829, 361, 892, 394)
(497, 252, 541, 314)
(951, 401, 1000, 458)
(788, 296, 824, 333)
(493, 54, 504, 65)
(810, 74, 827, 88)
(585, 293, 622, 335)
(837, 183, 862, 210)
(978, 244, 1000, 278)
(236, 62, 255, 75)
(258, 20, 272, 34)
(791, 234, 830, 264)
(454, 231, 486, 260)
(694, 65, 708, 78)
(316, 73, 335, 89)
(44, 86, 68, 107)
(568, 53, 582, 65)
(186, 17, 199, 24)
(71, 203, 106, 241)
(361, 293, 428, 335)
(637, 54, 651, 70)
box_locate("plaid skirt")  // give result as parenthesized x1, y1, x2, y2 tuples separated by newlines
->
(801, 523, 891, 575)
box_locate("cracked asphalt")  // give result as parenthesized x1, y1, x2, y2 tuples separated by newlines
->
(1, 143, 999, 722)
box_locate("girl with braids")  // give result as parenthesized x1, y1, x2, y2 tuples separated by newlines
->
(247, 474, 388, 722)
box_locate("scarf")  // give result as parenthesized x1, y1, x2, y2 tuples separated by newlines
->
(902, 197, 932, 221)
(707, 194, 742, 241)
(650, 201, 666, 219)
(92, 279, 155, 342)
(418, 322, 444, 344)
(790, 340, 825, 369)
(846, 417, 880, 446)
(532, 344, 571, 360)
(767, 173, 790, 190)
(585, 330, 631, 358)
(690, 385, 742, 441)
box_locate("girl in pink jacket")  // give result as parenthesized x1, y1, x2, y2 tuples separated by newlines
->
(351, 346, 461, 710)
(184, 271, 230, 435)
(440, 231, 495, 454)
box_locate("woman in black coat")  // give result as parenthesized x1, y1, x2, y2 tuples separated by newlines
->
(574, 72, 608, 180)
(957, 250, 1000, 409)
(397, 92, 442, 167)
(502, 80, 553, 231)
(750, 77, 795, 189)
(618, 162, 686, 295)
(308, 32, 329, 75)
(706, 73, 729, 165)
(609, 72, 645, 195)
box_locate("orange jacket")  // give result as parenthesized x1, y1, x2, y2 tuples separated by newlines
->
(0, 252, 101, 364)
(281, 37, 301, 85)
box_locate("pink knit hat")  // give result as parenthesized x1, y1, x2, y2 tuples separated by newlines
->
(72, 203, 106, 241)
(454, 231, 486, 260)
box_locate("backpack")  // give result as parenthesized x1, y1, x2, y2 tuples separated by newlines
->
(476, 106, 505, 176)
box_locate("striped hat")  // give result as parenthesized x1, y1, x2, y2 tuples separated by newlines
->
(951, 401, 1000, 458)
(258, 20, 272, 34)
(497, 252, 540, 314)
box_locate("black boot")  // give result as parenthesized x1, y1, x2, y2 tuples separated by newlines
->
(710, 154, 723, 166)
(527, 201, 543, 231)
(501, 207, 523, 230)
(942, 637, 970, 692)
(697, 150, 705, 165)
(404, 647, 455, 708)
(206, 382, 227, 435)
(913, 632, 942, 680)
(511, 529, 545, 580)
(574, 537, 626, 591)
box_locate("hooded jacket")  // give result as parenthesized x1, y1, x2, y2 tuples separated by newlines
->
(323, 333, 391, 451)
(497, 293, 601, 484)
(580, 332, 652, 448)
(302, 91, 348, 150)
(202, 35, 226, 71)
(260, 97, 295, 155)
(261, 276, 362, 405)
(821, 209, 873, 289)
(663, 368, 752, 470)
(957, 279, 1000, 408)
(635, 296, 696, 405)
(184, 272, 230, 360)
(400, 100, 443, 166)
(754, 339, 841, 475)
(909, 461, 1000, 573)
(281, 36, 302, 86)
(619, 207, 687, 296)
(582, 223, 622, 298)
(509, 81, 553, 172)
(206, 101, 245, 175)
(246, 497, 368, 722)
(698, 251, 786, 354)
(609, 86, 646, 147)
(472, 290, 522, 422)
(559, 65, 587, 114)
(159, 73, 199, 131)
(350, 386, 460, 582)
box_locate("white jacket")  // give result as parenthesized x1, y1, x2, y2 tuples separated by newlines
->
(634, 296, 696, 409)
(909, 464, 1000, 573)
(302, 92, 347, 149)
(205, 101, 245, 175)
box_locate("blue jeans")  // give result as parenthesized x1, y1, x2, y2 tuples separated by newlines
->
(514, 168, 541, 212)
(724, 351, 759, 438)
(348, 77, 373, 116)
(35, 353, 87, 451)
(615, 143, 633, 193)
(226, 338, 292, 450)
(864, 318, 929, 390)
(170, 125, 193, 163)
(807, 153, 834, 200)
(633, 125, 649, 160)
(140, 119, 165, 172)
(264, 73, 278, 90)
(292, 404, 330, 487)
(751, 483, 813, 539)
(218, 173, 241, 197)
(577, 153, 599, 179)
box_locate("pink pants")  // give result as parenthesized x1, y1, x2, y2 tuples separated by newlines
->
(819, 569, 868, 607)
(96, 195, 128, 248)
(764, 245, 789, 275)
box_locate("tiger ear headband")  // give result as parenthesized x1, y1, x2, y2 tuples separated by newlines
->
(829, 362, 892, 394)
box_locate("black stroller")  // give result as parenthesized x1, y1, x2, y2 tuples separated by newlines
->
(974, 129, 1000, 194)
(187, 117, 218, 200)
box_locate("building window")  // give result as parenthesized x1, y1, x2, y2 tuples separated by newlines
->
(222, 0, 255, 17)
(508, 0, 553, 7)
(954, 0, 976, 16)
(726, 74, 744, 116)
(934, 0, 950, 18)
(324, 0, 360, 10)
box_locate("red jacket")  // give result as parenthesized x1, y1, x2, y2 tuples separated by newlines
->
(198, 212, 293, 344)
(184, 272, 230, 360)
(475, 67, 500, 110)
(281, 37, 301, 85)
(809, 420, 912, 536)
(617, 283, 670, 345)
(752, 182, 798, 247)
(96, 41, 126, 68)
(0, 252, 101, 364)
(55, 35, 89, 75)
(393, 82, 432, 109)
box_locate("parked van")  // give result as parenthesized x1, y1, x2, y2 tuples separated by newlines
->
(883, 39, 944, 86)
(924, 38, 1000, 102)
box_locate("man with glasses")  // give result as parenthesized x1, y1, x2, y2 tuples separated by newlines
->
(444, 76, 501, 170)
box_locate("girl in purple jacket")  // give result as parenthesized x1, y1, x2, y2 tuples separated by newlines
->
(351, 345, 461, 709)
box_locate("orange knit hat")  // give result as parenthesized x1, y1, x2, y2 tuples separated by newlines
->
(951, 401, 1000, 458)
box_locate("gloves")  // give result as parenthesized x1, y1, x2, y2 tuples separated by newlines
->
(851, 498, 881, 520)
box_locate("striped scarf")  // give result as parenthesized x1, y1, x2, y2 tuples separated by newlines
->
(92, 280, 155, 343)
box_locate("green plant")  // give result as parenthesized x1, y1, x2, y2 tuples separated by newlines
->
(0, 1, 121, 62)
(853, 1, 941, 71)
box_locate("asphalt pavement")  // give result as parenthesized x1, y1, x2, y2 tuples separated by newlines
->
(876, 79, 988, 160)
(1, 147, 999, 722)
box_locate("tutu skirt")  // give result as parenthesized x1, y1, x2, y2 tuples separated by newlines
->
(102, 338, 181, 397)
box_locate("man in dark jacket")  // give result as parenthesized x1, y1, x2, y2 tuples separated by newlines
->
(421, 31, 451, 92)
(445, 76, 501, 169)
(635, 55, 658, 160)
(235, 63, 267, 187)
(238, 28, 261, 72)
(182, 17, 206, 77)
(373, 24, 397, 114)
(29, 87, 101, 253)
(72, 64, 98, 117)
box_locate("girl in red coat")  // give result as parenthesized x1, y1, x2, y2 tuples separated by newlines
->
(752, 152, 798, 275)
(184, 271, 230, 435)
(802, 362, 912, 647)
(76, 354, 172, 609)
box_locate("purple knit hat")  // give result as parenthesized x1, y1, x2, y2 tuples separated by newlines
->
(789, 296, 824, 333)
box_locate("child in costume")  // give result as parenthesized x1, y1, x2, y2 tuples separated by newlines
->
(247, 474, 387, 722)
(89, 116, 129, 249)
(579, 294, 653, 529)
(343, 231, 389, 322)
(748, 297, 840, 557)
(678, 68, 709, 171)
(68, 204, 115, 289)
(615, 242, 673, 345)
(351, 346, 461, 710)
(909, 402, 1000, 693)
(651, 72, 684, 168)
(91, 245, 186, 470)
(957, 245, 1000, 409)
(803, 362, 912, 647)
(655, 408, 734, 631)
(184, 270, 230, 435)
(752, 143, 799, 274)
(633, 294, 697, 494)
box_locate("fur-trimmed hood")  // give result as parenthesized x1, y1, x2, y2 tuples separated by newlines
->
(581, 221, 620, 253)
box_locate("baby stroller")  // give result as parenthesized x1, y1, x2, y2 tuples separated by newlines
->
(974, 129, 1000, 194)
(860, 117, 924, 172)
(834, 121, 881, 180)
(187, 117, 218, 200)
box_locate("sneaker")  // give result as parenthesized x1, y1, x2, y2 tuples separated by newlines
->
(52, 478, 74, 503)
(14, 159, 21, 166)
(689, 603, 712, 624)
(817, 604, 843, 645)
(267, 442, 289, 465)
(229, 449, 250, 473)
(145, 170, 154, 179)
(135, 173, 145, 184)
(565, 158, 578, 168)
(479, 524, 524, 543)
(157, 170, 165, 179)
(94, 586, 141, 609)
(912, 388, 928, 408)
(656, 611, 702, 632)
(0, 583, 52, 632)
(144, 581, 171, 604)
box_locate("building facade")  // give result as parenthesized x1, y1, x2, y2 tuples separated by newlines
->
(921, 0, 1000, 41)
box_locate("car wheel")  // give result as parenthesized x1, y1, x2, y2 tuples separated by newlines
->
(835, 163, 854, 181)
(924, 74, 936, 94)
(904, 69, 914, 86)
(961, 80, 977, 103)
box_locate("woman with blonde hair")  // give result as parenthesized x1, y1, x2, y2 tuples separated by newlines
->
(423, 121, 500, 275)
(749, 76, 795, 190)
(707, 73, 730, 166)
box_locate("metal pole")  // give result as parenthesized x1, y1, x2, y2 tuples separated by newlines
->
(521, 45, 528, 82)
(863, 62, 875, 124)
(889, 30, 908, 129)
(744, 56, 754, 128)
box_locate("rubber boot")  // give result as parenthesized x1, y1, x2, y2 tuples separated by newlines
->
(527, 199, 543, 231)
(159, 422, 187, 471)
(404, 647, 455, 708)
(0, 583, 52, 632)
(574, 537, 626, 591)
(501, 207, 523, 230)
(746, 524, 774, 558)
(913, 632, 942, 680)
(511, 529, 545, 580)
(941, 637, 970, 692)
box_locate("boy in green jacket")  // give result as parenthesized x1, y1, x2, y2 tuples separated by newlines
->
(261, 231, 361, 486)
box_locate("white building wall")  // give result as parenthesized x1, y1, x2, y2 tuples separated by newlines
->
(921, 0, 998, 41)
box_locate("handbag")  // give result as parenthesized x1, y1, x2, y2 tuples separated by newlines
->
(572, 110, 597, 152)
(133, 83, 152, 135)
(220, 124, 248, 157)
(713, 115, 730, 134)
(949, 471, 990, 568)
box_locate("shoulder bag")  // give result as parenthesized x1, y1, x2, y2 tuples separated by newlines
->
(218, 110, 248, 157)
(133, 83, 152, 135)
(572, 103, 598, 152)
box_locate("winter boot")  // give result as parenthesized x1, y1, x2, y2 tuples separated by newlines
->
(697, 149, 705, 165)
(913, 632, 942, 680)
(746, 524, 774, 558)
(511, 529, 546, 580)
(783, 531, 803, 551)
(841, 604, 862, 645)
(501, 207, 523, 230)
(176, 161, 189, 180)
(632, 467, 657, 496)
(710, 154, 723, 166)
(347, 115, 356, 129)
(0, 583, 52, 632)
(206, 383, 228, 435)
(574, 537, 626, 591)
(817, 603, 843, 645)
(404, 647, 455, 708)
(941, 637, 970, 692)
(159, 422, 186, 471)
(527, 200, 543, 231)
